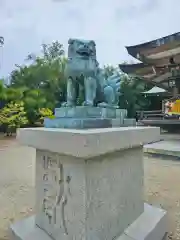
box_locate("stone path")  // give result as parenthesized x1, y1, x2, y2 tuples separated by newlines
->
(144, 140, 180, 157)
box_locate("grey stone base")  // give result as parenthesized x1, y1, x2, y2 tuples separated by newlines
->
(55, 106, 117, 118)
(44, 117, 137, 129)
(44, 117, 112, 129)
(111, 118, 124, 127)
(44, 107, 137, 129)
(10, 204, 167, 240)
(54, 107, 128, 119)
(123, 118, 136, 127)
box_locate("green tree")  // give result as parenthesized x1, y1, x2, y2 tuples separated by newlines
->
(7, 41, 67, 125)
(119, 74, 150, 117)
(5, 86, 26, 102)
(0, 80, 6, 100)
(38, 108, 55, 125)
(10, 41, 66, 102)
(0, 101, 28, 136)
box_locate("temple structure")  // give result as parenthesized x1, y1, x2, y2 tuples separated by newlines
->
(119, 32, 180, 97)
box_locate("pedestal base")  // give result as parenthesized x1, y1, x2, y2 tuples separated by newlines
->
(44, 117, 136, 129)
(44, 106, 134, 129)
(10, 204, 167, 240)
(44, 117, 112, 129)
(123, 118, 136, 127)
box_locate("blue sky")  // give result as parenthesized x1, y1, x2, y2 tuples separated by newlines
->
(0, 0, 180, 77)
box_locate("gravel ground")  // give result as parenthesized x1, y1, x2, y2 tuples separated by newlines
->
(0, 139, 180, 239)
(144, 156, 180, 240)
(0, 139, 35, 240)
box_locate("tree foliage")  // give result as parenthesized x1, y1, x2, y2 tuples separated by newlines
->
(1, 41, 67, 129)
(119, 74, 151, 117)
(39, 108, 55, 121)
(0, 41, 67, 133)
(0, 101, 28, 135)
(0, 80, 6, 100)
(11, 42, 67, 103)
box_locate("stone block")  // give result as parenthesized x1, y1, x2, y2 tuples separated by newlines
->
(111, 118, 122, 127)
(46, 107, 137, 129)
(10, 216, 50, 240)
(34, 147, 144, 240)
(123, 118, 136, 127)
(123, 203, 167, 240)
(17, 127, 161, 158)
(116, 109, 127, 119)
(54, 106, 116, 118)
(10, 204, 167, 240)
(44, 117, 112, 129)
(12, 127, 164, 240)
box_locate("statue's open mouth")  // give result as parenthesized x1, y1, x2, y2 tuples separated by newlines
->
(77, 49, 91, 57)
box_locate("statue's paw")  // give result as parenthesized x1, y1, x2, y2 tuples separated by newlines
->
(97, 102, 109, 108)
(82, 101, 94, 107)
(61, 102, 68, 107)
(61, 102, 74, 107)
(113, 105, 119, 109)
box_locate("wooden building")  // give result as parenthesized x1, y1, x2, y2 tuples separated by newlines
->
(119, 32, 180, 97)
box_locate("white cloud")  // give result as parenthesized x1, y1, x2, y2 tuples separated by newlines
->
(0, 0, 180, 76)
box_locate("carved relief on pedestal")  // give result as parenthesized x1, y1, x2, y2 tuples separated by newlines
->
(41, 153, 71, 235)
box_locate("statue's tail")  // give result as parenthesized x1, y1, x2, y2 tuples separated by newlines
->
(106, 73, 121, 94)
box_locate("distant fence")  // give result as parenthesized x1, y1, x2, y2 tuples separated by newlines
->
(136, 110, 164, 120)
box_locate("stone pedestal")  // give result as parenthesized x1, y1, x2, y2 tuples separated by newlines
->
(10, 127, 167, 240)
(44, 106, 135, 129)
(54, 106, 117, 118)
(123, 118, 136, 127)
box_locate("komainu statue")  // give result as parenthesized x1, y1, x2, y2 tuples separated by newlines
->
(62, 38, 121, 108)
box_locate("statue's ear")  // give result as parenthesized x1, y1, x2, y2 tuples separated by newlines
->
(68, 39, 74, 45)
(90, 40, 96, 46)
